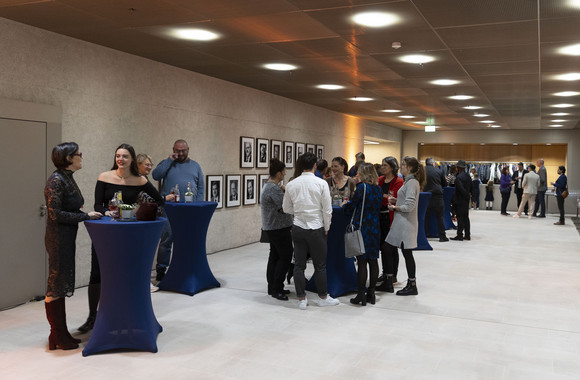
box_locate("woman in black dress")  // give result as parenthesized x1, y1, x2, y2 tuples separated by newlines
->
(44, 142, 102, 350)
(78, 143, 163, 333)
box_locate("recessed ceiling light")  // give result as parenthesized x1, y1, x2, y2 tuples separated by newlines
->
(449, 95, 473, 100)
(554, 91, 580, 97)
(480, 143, 485, 145)
(425, 125, 437, 132)
(474, 113, 489, 117)
(350, 97, 373, 102)
(351, 12, 400, 27)
(552, 103, 574, 108)
(382, 109, 401, 113)
(551, 112, 569, 116)
(399, 54, 435, 64)
(551, 119, 566, 122)
(546, 143, 552, 145)
(489, 125, 501, 128)
(263, 63, 297, 71)
(172, 28, 220, 41)
(554, 72, 580, 81)
(464, 105, 482, 110)
(559, 43, 580, 56)
(414, 121, 428, 125)
(431, 79, 460, 86)
(479, 120, 495, 123)
(420, 142, 425, 145)
(549, 124, 563, 127)
(399, 115, 415, 119)
(316, 84, 344, 90)
(513, 143, 518, 146)
(363, 140, 380, 145)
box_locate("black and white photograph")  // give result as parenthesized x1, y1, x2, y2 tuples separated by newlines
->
(258, 174, 269, 204)
(240, 136, 254, 168)
(243, 174, 257, 205)
(256, 138, 269, 168)
(283, 141, 294, 168)
(206, 175, 224, 209)
(316, 144, 324, 160)
(295, 142, 305, 161)
(306, 143, 315, 154)
(271, 140, 282, 161)
(226, 175, 241, 207)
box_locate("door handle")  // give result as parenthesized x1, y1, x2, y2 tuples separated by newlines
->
(40, 204, 47, 217)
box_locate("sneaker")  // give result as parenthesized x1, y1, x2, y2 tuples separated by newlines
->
(150, 282, 159, 293)
(316, 295, 340, 307)
(298, 298, 308, 310)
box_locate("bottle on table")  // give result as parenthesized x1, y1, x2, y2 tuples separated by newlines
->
(173, 184, 180, 203)
(331, 184, 341, 207)
(185, 182, 194, 203)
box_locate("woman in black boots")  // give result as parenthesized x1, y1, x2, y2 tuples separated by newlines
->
(44, 142, 102, 349)
(342, 163, 383, 306)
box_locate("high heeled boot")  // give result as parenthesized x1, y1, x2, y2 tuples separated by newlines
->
(396, 278, 418, 296)
(78, 283, 100, 333)
(350, 290, 367, 306)
(45, 299, 79, 350)
(366, 288, 376, 305)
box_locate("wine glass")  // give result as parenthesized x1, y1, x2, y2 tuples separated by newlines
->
(108, 198, 119, 219)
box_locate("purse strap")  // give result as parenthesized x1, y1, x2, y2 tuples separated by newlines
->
(349, 183, 366, 227)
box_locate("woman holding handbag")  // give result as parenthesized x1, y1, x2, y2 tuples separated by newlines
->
(383, 156, 425, 296)
(342, 163, 383, 306)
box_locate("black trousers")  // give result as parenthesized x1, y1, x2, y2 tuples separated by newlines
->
(379, 212, 399, 276)
(500, 190, 510, 214)
(383, 242, 415, 279)
(533, 190, 546, 216)
(455, 200, 470, 238)
(425, 194, 446, 238)
(557, 195, 565, 223)
(265, 227, 293, 294)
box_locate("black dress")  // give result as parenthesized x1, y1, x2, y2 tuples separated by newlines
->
(44, 170, 90, 298)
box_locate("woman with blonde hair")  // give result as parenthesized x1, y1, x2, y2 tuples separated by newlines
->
(342, 163, 383, 305)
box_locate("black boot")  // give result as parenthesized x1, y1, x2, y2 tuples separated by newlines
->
(156, 267, 166, 282)
(350, 290, 367, 306)
(376, 275, 394, 293)
(396, 279, 418, 296)
(366, 288, 376, 305)
(78, 283, 100, 333)
(45, 299, 79, 350)
(377, 272, 387, 283)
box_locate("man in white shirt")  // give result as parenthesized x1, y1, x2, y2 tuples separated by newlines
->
(283, 152, 339, 310)
(514, 164, 540, 218)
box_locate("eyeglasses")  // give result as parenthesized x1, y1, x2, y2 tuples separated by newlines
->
(73, 152, 83, 158)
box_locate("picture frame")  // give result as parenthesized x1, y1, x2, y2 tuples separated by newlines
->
(256, 138, 269, 168)
(306, 143, 315, 155)
(206, 175, 224, 209)
(316, 145, 324, 160)
(271, 140, 282, 161)
(243, 174, 258, 205)
(283, 141, 294, 168)
(259, 174, 269, 204)
(295, 142, 305, 161)
(240, 136, 254, 168)
(226, 175, 241, 207)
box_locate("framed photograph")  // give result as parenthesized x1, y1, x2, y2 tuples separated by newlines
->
(295, 142, 305, 161)
(206, 175, 224, 209)
(256, 138, 269, 168)
(259, 174, 269, 204)
(316, 145, 324, 160)
(226, 175, 241, 207)
(283, 141, 294, 168)
(271, 140, 282, 161)
(243, 175, 257, 205)
(240, 136, 254, 168)
(306, 143, 315, 154)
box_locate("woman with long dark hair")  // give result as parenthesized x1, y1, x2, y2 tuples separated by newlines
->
(499, 166, 513, 216)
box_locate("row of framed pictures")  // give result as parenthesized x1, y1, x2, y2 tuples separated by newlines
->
(240, 136, 324, 169)
(206, 174, 282, 209)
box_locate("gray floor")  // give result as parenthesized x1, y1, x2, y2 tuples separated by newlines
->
(1, 211, 579, 380)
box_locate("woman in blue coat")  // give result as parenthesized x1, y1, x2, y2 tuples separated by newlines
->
(343, 163, 383, 306)
(551, 165, 568, 225)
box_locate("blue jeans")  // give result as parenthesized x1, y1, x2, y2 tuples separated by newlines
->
(156, 220, 173, 271)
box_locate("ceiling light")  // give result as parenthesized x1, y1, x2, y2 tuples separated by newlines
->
(551, 119, 566, 122)
(559, 43, 580, 56)
(552, 103, 574, 108)
(263, 63, 297, 71)
(551, 112, 569, 116)
(414, 121, 428, 125)
(480, 143, 485, 145)
(449, 95, 473, 100)
(464, 105, 482, 110)
(350, 97, 373, 102)
(554, 91, 580, 97)
(450, 143, 455, 145)
(489, 125, 501, 128)
(351, 12, 400, 28)
(479, 120, 495, 123)
(172, 28, 220, 41)
(425, 125, 437, 132)
(546, 143, 552, 145)
(549, 124, 563, 128)
(399, 54, 435, 64)
(420, 142, 425, 145)
(399, 115, 415, 119)
(382, 109, 401, 113)
(316, 84, 344, 90)
(363, 140, 380, 145)
(512, 143, 518, 146)
(431, 79, 459, 86)
(474, 113, 489, 117)
(554, 73, 580, 81)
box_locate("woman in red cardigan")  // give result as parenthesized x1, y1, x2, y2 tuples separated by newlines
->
(376, 156, 404, 292)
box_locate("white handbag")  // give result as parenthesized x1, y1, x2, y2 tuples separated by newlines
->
(344, 184, 366, 258)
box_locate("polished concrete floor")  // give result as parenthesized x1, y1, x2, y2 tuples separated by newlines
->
(1, 211, 579, 380)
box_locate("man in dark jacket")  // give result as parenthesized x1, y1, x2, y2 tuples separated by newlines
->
(512, 162, 528, 214)
(451, 160, 471, 241)
(424, 158, 449, 242)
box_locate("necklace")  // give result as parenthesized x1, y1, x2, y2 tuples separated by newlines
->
(116, 170, 130, 180)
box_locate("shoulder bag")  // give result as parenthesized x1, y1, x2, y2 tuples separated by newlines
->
(344, 184, 366, 258)
(561, 185, 569, 199)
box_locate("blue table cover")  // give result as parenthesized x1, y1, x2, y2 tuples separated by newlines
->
(82, 217, 165, 356)
(305, 207, 358, 298)
(415, 192, 433, 251)
(426, 187, 456, 237)
(158, 202, 220, 296)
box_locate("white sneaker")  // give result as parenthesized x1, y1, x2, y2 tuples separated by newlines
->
(150, 282, 159, 293)
(298, 298, 308, 310)
(316, 295, 340, 307)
